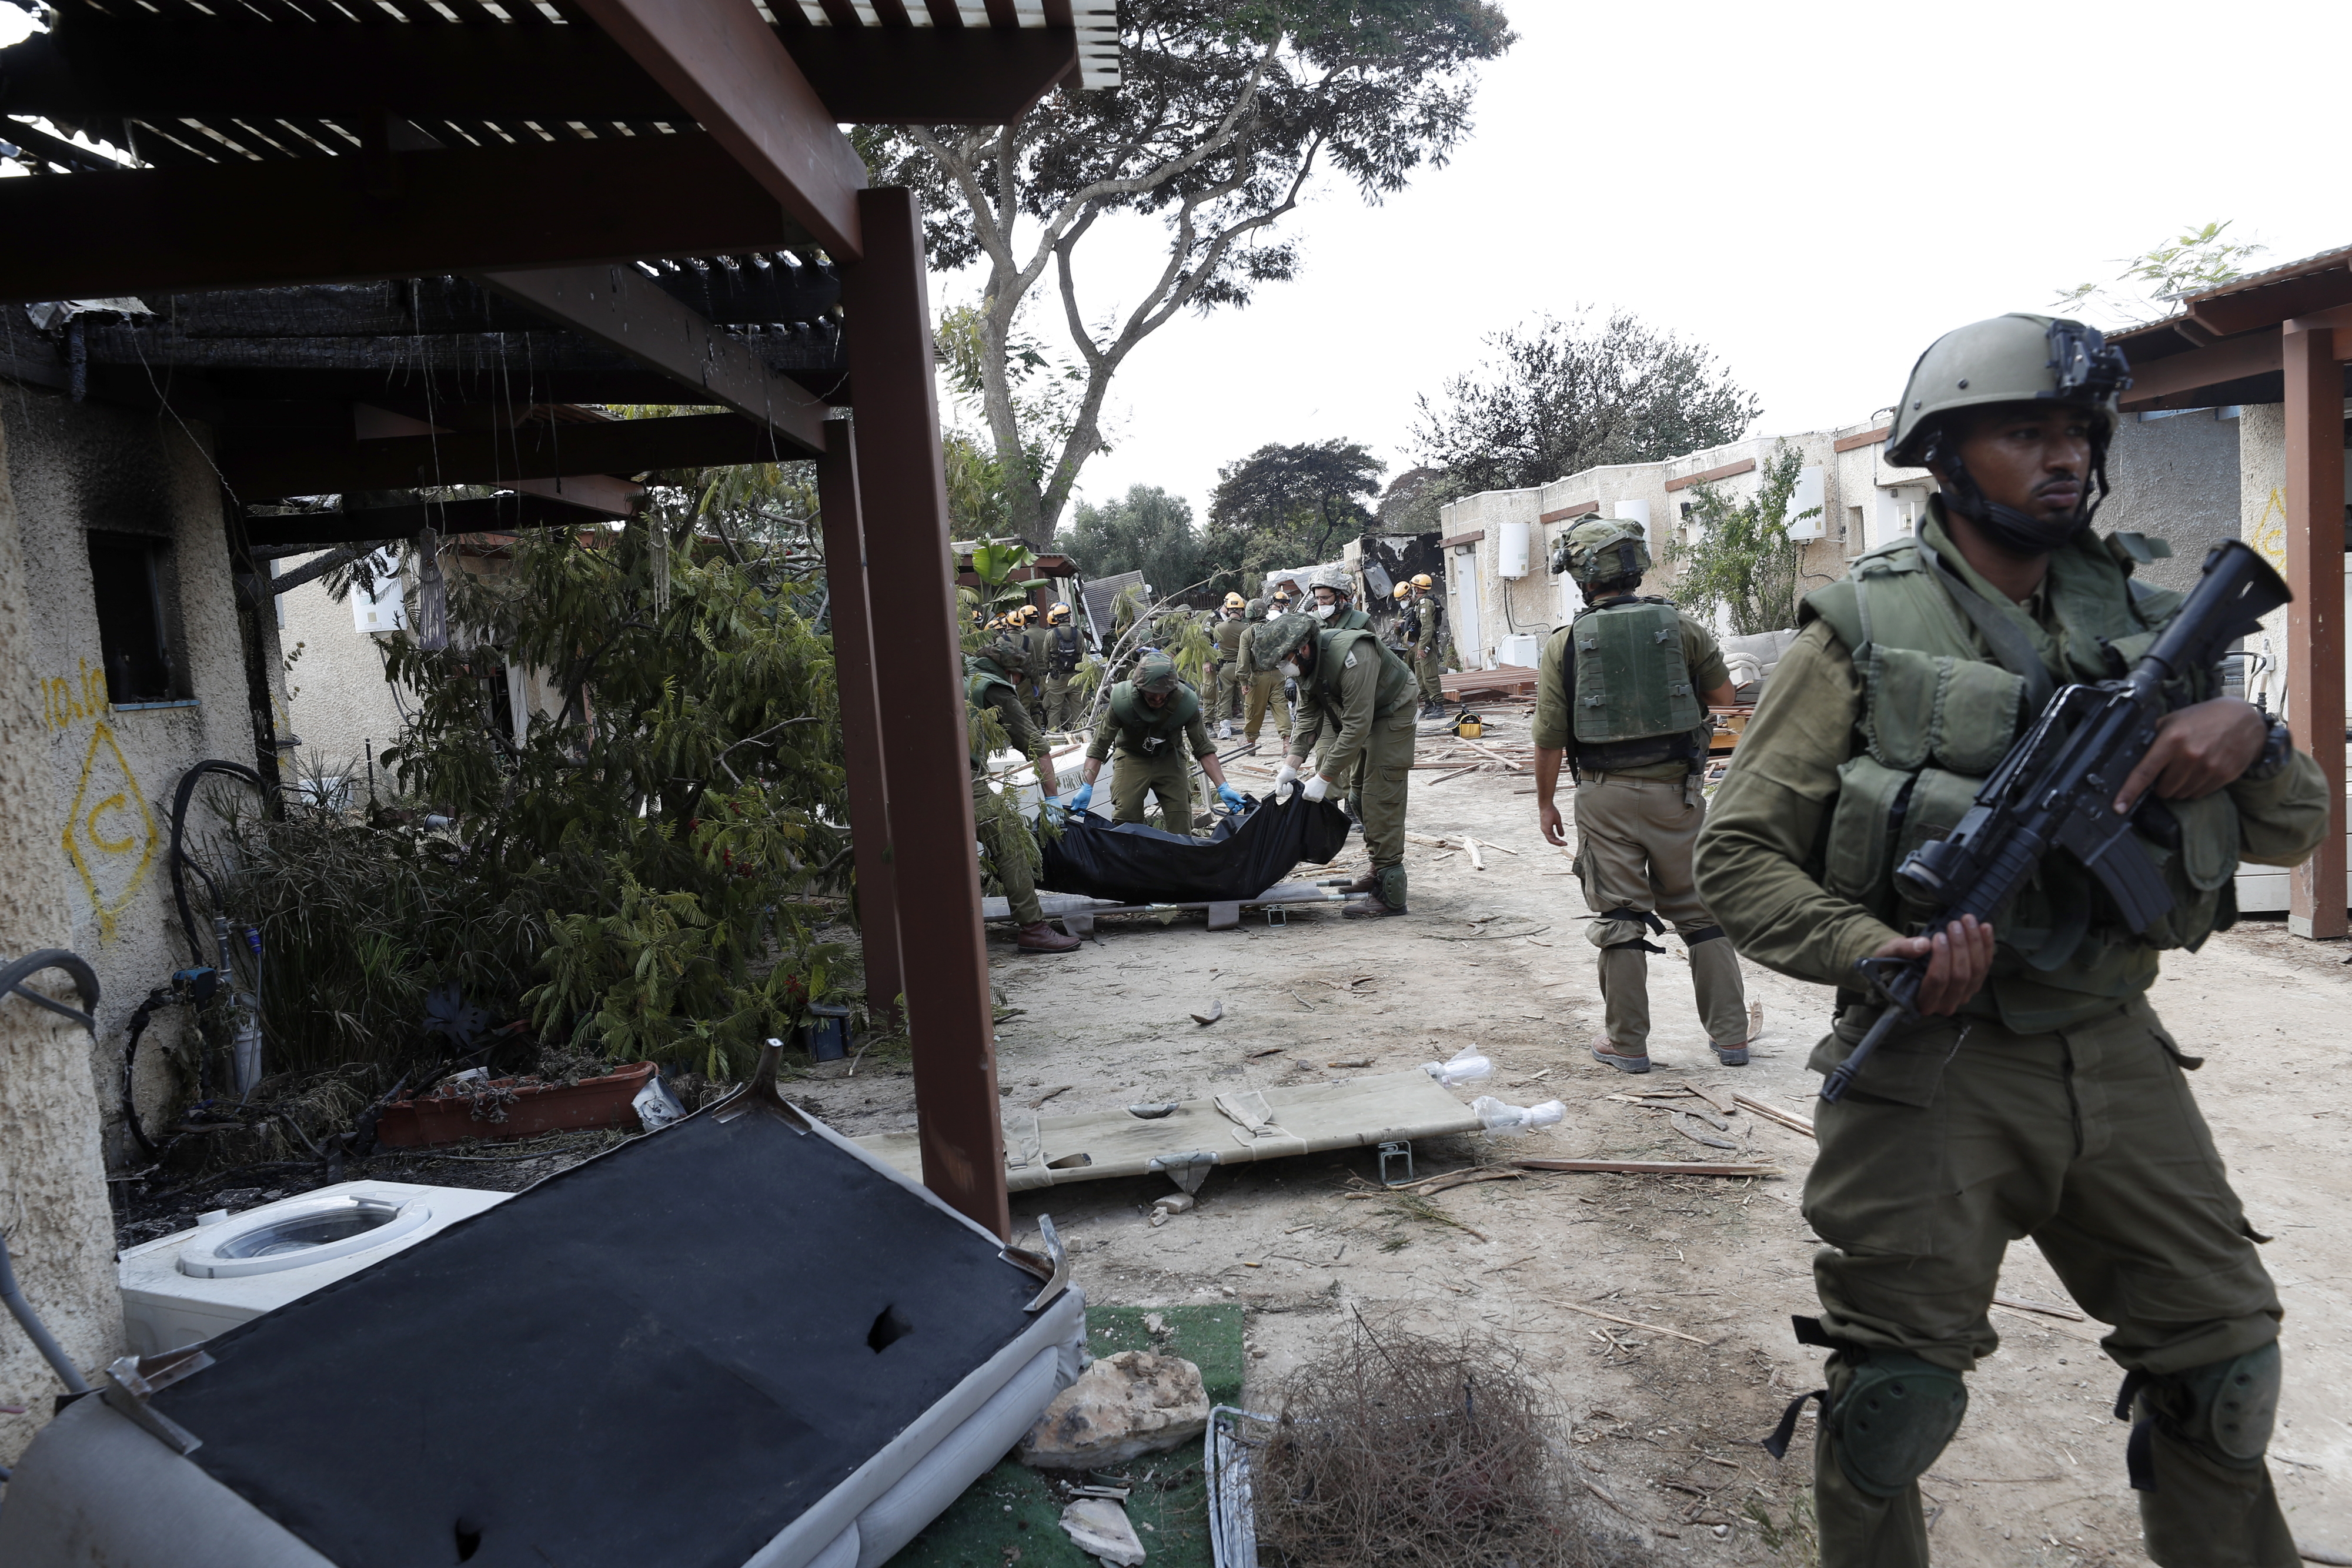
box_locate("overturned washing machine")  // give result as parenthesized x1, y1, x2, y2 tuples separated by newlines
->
(1, 1050, 1083, 1568)
(118, 1181, 516, 1357)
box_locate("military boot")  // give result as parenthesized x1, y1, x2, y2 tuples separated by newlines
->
(1017, 922, 1081, 954)
(1334, 870, 1379, 897)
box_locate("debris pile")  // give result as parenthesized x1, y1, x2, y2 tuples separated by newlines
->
(1252, 1317, 1639, 1568)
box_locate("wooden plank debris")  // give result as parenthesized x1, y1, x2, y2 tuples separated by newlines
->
(1992, 1293, 2086, 1322)
(1552, 1300, 1710, 1346)
(1514, 1159, 1780, 1177)
(1733, 1094, 1816, 1138)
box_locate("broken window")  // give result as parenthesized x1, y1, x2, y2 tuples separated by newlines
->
(86, 530, 185, 704)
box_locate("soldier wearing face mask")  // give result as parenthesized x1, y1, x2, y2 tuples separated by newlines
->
(1308, 568, 1372, 631)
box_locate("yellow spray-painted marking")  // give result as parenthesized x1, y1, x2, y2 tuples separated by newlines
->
(38, 658, 109, 731)
(2248, 486, 2289, 570)
(61, 721, 157, 942)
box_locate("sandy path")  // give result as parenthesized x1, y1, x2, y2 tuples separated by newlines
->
(817, 709, 2352, 1565)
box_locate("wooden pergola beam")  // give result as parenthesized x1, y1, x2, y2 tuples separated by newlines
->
(0, 136, 804, 305)
(477, 265, 833, 452)
(572, 0, 869, 260)
(2118, 331, 2283, 409)
(220, 410, 789, 499)
(8, 12, 1075, 128)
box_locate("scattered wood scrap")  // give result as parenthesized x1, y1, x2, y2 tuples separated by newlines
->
(1680, 1082, 1733, 1116)
(1992, 1293, 2085, 1322)
(1343, 1167, 1521, 1198)
(1030, 1085, 1073, 1109)
(1668, 1112, 1737, 1151)
(1552, 1300, 1709, 1346)
(1733, 1094, 1816, 1138)
(1515, 1159, 1779, 1178)
(1190, 999, 1224, 1026)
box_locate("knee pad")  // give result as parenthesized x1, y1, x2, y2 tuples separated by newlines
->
(1828, 1350, 1969, 1499)
(1377, 864, 1407, 909)
(2118, 1342, 2279, 1485)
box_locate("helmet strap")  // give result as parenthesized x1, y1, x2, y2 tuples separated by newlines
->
(1927, 427, 2111, 556)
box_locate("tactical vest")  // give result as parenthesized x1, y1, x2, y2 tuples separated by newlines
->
(1106, 680, 1201, 756)
(1325, 607, 1373, 633)
(1802, 524, 2239, 994)
(1304, 627, 1418, 723)
(964, 657, 1017, 768)
(1048, 624, 1083, 674)
(1558, 598, 1707, 770)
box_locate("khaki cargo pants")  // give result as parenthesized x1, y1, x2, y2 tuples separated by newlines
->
(1414, 647, 1443, 705)
(973, 775, 1043, 927)
(1802, 995, 2292, 1568)
(1110, 746, 1195, 834)
(1041, 671, 1077, 731)
(1569, 771, 1745, 1053)
(1243, 670, 1290, 744)
(1328, 707, 1414, 872)
(1206, 660, 1241, 724)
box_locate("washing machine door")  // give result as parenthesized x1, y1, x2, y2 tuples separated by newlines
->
(177, 1193, 436, 1279)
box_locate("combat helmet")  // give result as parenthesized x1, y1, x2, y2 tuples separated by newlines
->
(1253, 611, 1319, 668)
(1311, 565, 1354, 600)
(1134, 650, 1181, 693)
(1885, 313, 2129, 469)
(1552, 517, 1651, 587)
(1885, 313, 2132, 548)
(1244, 597, 1265, 618)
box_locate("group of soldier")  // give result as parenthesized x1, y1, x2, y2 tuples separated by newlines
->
(956, 309, 2330, 1568)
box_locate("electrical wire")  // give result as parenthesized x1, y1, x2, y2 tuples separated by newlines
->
(0, 1225, 92, 1399)
(0, 950, 98, 1035)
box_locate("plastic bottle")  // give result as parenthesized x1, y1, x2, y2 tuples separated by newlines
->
(1422, 1045, 1494, 1086)
(1471, 1095, 1566, 1135)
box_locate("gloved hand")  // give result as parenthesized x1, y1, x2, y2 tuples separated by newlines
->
(1217, 782, 1244, 811)
(1067, 782, 1094, 814)
(1302, 774, 1331, 803)
(1273, 761, 1301, 797)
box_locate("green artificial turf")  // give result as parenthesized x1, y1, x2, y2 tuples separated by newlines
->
(886, 1303, 1248, 1568)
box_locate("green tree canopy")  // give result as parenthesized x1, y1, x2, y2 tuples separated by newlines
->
(1412, 310, 1759, 496)
(861, 0, 1515, 547)
(1204, 438, 1385, 576)
(1057, 484, 1210, 601)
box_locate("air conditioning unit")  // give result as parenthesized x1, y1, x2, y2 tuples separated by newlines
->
(1496, 633, 1544, 670)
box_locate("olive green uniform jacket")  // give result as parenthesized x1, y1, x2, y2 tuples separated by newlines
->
(1087, 682, 1213, 831)
(1692, 506, 2327, 1568)
(1532, 604, 1727, 782)
(967, 658, 1056, 927)
(1291, 628, 1416, 871)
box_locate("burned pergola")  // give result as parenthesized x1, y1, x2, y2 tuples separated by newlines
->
(2112, 246, 2352, 941)
(0, 0, 1114, 1235)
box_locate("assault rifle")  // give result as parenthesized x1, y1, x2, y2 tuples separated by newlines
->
(1819, 540, 2290, 1104)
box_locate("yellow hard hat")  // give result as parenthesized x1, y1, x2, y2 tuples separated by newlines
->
(1411, 573, 1434, 590)
(1391, 582, 1412, 600)
(1013, 604, 1039, 625)
(1047, 603, 1071, 623)
(1223, 591, 1246, 610)
(985, 615, 1005, 630)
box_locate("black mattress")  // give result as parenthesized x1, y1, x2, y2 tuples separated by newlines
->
(151, 1106, 1045, 1568)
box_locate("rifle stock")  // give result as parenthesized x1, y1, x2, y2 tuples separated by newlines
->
(1818, 541, 2289, 1105)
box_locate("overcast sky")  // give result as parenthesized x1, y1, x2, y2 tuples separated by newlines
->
(944, 0, 2348, 528)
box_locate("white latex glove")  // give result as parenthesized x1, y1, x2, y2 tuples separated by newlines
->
(1273, 761, 1301, 796)
(1302, 774, 1331, 803)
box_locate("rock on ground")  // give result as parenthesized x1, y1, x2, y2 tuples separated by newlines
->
(1058, 1497, 1147, 1565)
(1020, 1349, 1209, 1469)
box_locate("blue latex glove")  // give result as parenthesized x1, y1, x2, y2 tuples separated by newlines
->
(1217, 782, 1244, 811)
(1067, 781, 1094, 814)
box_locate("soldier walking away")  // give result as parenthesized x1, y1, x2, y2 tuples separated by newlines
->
(1308, 567, 1372, 631)
(1040, 602, 1087, 732)
(1692, 313, 2328, 1568)
(1070, 651, 1244, 834)
(1533, 519, 1748, 1072)
(1209, 591, 1248, 738)
(1257, 610, 1416, 918)
(965, 633, 1080, 954)
(1238, 597, 1292, 752)
(1408, 573, 1449, 716)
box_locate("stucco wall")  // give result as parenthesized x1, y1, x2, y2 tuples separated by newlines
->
(2096, 409, 2244, 598)
(0, 388, 262, 1456)
(1436, 430, 1850, 665)
(278, 551, 409, 799)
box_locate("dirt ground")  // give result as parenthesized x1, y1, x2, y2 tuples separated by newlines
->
(810, 706, 2352, 1566)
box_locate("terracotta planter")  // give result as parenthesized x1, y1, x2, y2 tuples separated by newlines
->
(376, 1062, 660, 1149)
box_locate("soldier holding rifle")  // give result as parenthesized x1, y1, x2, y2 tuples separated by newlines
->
(1693, 314, 2327, 1568)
